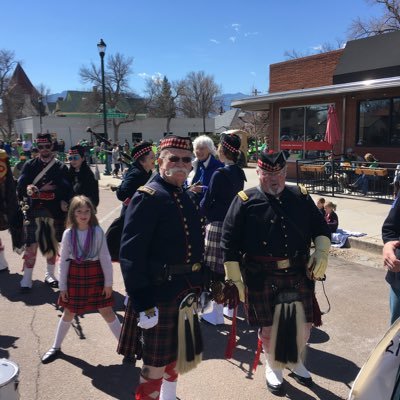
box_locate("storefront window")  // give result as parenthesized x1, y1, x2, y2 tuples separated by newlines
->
(280, 104, 330, 160)
(357, 99, 390, 146)
(391, 98, 400, 145)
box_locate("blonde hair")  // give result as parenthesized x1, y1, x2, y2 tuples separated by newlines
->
(325, 201, 337, 211)
(66, 195, 98, 228)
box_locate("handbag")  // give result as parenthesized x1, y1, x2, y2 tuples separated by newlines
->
(105, 214, 125, 262)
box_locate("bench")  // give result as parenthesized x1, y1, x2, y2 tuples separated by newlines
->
(355, 168, 388, 177)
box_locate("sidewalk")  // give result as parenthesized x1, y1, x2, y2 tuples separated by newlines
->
(93, 164, 392, 255)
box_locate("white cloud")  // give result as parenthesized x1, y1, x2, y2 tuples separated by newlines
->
(232, 23, 240, 32)
(229, 36, 236, 43)
(311, 44, 323, 51)
(244, 31, 258, 37)
(250, 71, 256, 76)
(138, 72, 163, 83)
(210, 39, 220, 44)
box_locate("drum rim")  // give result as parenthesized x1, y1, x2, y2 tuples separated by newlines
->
(0, 358, 19, 387)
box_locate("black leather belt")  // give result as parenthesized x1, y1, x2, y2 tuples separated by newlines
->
(167, 263, 202, 275)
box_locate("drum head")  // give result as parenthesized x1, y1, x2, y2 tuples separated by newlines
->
(0, 359, 18, 387)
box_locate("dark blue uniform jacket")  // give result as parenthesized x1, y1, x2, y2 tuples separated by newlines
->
(120, 174, 204, 312)
(221, 185, 331, 262)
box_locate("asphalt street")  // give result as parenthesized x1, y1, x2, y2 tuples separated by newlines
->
(0, 176, 391, 400)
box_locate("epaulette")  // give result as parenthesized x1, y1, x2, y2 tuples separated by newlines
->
(298, 184, 308, 196)
(237, 190, 249, 201)
(137, 186, 156, 195)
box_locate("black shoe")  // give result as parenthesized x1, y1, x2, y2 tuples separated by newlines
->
(42, 348, 61, 364)
(289, 371, 313, 388)
(45, 276, 59, 288)
(20, 286, 31, 293)
(266, 379, 285, 396)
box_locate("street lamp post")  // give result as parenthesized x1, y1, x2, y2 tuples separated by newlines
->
(97, 39, 111, 175)
(38, 96, 43, 133)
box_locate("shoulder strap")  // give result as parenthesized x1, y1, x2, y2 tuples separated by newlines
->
(238, 190, 249, 202)
(137, 185, 156, 195)
(32, 158, 56, 186)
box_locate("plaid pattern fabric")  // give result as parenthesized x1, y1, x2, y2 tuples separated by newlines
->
(245, 271, 314, 326)
(204, 221, 224, 275)
(58, 260, 114, 314)
(118, 287, 201, 367)
(24, 207, 65, 245)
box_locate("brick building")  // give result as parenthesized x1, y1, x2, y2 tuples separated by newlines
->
(232, 31, 400, 177)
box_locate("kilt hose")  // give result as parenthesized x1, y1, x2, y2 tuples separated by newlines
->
(24, 207, 65, 246)
(245, 271, 314, 327)
(204, 221, 224, 275)
(118, 287, 201, 367)
(58, 259, 114, 314)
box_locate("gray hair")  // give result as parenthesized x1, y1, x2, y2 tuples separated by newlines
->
(192, 135, 216, 156)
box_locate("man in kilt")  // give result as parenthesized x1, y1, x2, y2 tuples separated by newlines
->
(17, 133, 71, 292)
(119, 135, 205, 400)
(221, 150, 331, 396)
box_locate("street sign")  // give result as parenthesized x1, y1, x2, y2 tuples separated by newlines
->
(98, 113, 127, 118)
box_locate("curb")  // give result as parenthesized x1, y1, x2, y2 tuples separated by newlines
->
(347, 237, 383, 256)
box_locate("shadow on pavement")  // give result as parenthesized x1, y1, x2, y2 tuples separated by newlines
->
(306, 346, 359, 388)
(0, 272, 59, 307)
(61, 353, 140, 399)
(284, 378, 343, 400)
(308, 327, 330, 344)
(0, 335, 19, 359)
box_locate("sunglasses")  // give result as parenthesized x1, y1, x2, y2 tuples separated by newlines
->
(37, 144, 52, 150)
(166, 156, 192, 163)
(68, 155, 81, 161)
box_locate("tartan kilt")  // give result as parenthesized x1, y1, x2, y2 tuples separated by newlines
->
(118, 287, 201, 367)
(245, 271, 314, 327)
(24, 207, 65, 246)
(58, 259, 114, 314)
(204, 221, 224, 275)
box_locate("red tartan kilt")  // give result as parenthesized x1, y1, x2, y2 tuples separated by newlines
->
(245, 271, 314, 327)
(58, 259, 114, 314)
(118, 287, 201, 367)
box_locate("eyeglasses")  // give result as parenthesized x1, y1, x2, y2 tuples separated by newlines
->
(68, 155, 81, 161)
(37, 144, 52, 150)
(165, 156, 192, 163)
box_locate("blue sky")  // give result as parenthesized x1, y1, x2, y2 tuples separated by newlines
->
(2, 0, 381, 97)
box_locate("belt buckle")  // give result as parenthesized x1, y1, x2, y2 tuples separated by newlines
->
(192, 263, 201, 272)
(276, 259, 290, 269)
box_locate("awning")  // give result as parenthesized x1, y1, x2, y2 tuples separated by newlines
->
(231, 76, 400, 111)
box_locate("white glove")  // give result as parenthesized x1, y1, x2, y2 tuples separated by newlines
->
(307, 236, 331, 280)
(138, 307, 159, 329)
(224, 261, 245, 302)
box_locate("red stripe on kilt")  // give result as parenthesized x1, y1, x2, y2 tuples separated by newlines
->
(58, 259, 114, 314)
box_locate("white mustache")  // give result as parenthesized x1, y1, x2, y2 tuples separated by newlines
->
(165, 167, 189, 178)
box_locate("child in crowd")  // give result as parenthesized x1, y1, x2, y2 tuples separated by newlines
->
(316, 197, 326, 217)
(324, 201, 339, 233)
(41, 195, 121, 364)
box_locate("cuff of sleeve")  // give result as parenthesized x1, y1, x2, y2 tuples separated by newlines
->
(129, 287, 156, 313)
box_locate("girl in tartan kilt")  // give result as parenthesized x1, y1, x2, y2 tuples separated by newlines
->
(41, 195, 122, 364)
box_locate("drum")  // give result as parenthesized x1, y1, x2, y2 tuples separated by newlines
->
(0, 359, 19, 400)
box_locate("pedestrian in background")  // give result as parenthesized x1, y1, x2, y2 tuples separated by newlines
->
(41, 195, 121, 364)
(324, 201, 339, 233)
(200, 132, 246, 324)
(187, 135, 223, 199)
(382, 196, 400, 325)
(112, 143, 121, 178)
(67, 145, 99, 209)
